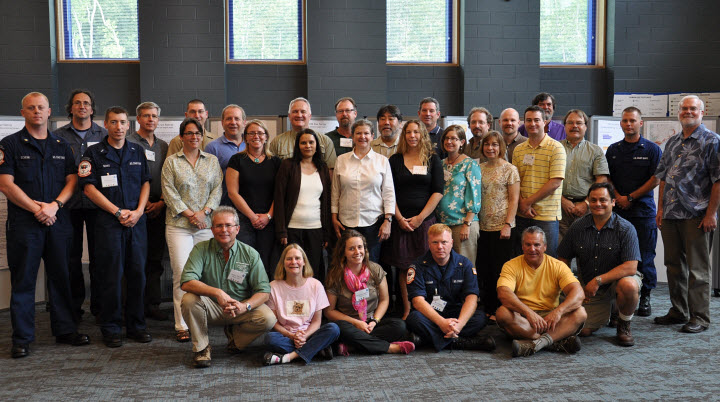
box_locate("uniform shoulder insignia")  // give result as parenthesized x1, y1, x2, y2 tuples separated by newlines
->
(0, 148, 4, 166)
(472, 267, 477, 275)
(78, 159, 92, 177)
(406, 267, 416, 284)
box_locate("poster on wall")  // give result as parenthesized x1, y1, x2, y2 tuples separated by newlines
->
(644, 119, 717, 152)
(612, 93, 668, 117)
(0, 120, 26, 141)
(135, 118, 183, 144)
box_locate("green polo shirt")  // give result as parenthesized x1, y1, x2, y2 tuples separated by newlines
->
(181, 238, 270, 303)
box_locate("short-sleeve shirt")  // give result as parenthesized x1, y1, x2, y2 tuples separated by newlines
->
(326, 262, 386, 320)
(560, 139, 609, 199)
(557, 213, 641, 286)
(512, 134, 566, 221)
(370, 136, 399, 158)
(326, 128, 353, 157)
(181, 238, 271, 303)
(437, 157, 482, 225)
(479, 161, 520, 231)
(389, 153, 444, 219)
(267, 277, 329, 333)
(407, 250, 479, 317)
(605, 136, 662, 218)
(497, 254, 578, 311)
(226, 153, 281, 213)
(654, 124, 720, 219)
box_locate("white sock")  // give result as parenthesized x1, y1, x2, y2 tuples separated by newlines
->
(533, 333, 553, 351)
(281, 353, 293, 363)
(618, 312, 633, 321)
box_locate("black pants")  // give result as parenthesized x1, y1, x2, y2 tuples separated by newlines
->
(477, 229, 516, 314)
(335, 317, 406, 354)
(144, 211, 166, 307)
(69, 208, 98, 317)
(287, 227, 325, 283)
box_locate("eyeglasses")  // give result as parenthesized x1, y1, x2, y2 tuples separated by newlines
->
(183, 132, 202, 136)
(73, 101, 92, 107)
(336, 109, 355, 114)
(444, 137, 461, 142)
(246, 132, 266, 137)
(212, 224, 237, 229)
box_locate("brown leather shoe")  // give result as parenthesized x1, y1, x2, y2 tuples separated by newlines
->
(616, 318, 634, 347)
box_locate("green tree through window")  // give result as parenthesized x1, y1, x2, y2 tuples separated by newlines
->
(387, 0, 453, 63)
(540, 0, 595, 65)
(59, 0, 138, 60)
(228, 0, 303, 62)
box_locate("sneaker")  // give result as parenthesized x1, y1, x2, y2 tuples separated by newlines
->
(263, 352, 283, 366)
(550, 335, 582, 354)
(453, 335, 496, 352)
(511, 340, 535, 357)
(337, 343, 350, 357)
(391, 341, 416, 354)
(616, 318, 634, 347)
(193, 346, 212, 368)
(636, 290, 651, 317)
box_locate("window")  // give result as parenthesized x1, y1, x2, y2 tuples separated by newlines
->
(540, 0, 605, 66)
(227, 0, 304, 63)
(57, 0, 139, 61)
(387, 0, 457, 64)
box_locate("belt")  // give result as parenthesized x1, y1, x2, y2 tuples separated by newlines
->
(565, 196, 586, 203)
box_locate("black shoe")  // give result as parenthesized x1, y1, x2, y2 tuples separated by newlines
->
(56, 332, 90, 346)
(317, 346, 334, 361)
(636, 289, 651, 317)
(11, 343, 29, 358)
(404, 331, 422, 347)
(653, 313, 687, 325)
(681, 322, 708, 333)
(453, 335, 496, 352)
(103, 334, 123, 348)
(127, 330, 152, 343)
(145, 305, 169, 321)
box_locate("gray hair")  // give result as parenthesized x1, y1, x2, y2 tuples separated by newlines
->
(211, 206, 240, 226)
(288, 97, 311, 115)
(680, 95, 705, 111)
(136, 101, 161, 117)
(522, 226, 547, 245)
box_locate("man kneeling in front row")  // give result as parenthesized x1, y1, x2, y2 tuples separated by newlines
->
(496, 226, 586, 357)
(558, 182, 641, 346)
(180, 206, 276, 368)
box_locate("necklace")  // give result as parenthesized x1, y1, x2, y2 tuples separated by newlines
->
(446, 153, 461, 166)
(248, 151, 263, 163)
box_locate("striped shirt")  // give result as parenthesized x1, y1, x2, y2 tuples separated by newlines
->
(512, 134, 566, 221)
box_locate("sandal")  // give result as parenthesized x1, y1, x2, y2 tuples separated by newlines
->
(176, 330, 190, 343)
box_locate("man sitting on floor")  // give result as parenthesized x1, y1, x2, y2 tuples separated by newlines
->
(558, 182, 641, 346)
(496, 226, 586, 357)
(180, 206, 276, 368)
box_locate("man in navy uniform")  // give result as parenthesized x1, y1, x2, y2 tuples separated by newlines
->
(405, 223, 495, 352)
(54, 89, 107, 320)
(0, 92, 90, 358)
(80, 106, 152, 347)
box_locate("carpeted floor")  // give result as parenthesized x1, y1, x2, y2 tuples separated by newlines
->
(0, 283, 718, 401)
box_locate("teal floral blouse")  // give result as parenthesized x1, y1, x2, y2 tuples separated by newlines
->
(437, 156, 482, 226)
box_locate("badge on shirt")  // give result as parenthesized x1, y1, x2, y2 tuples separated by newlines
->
(78, 160, 92, 177)
(340, 138, 353, 148)
(407, 267, 416, 284)
(228, 269, 246, 284)
(286, 300, 310, 317)
(101, 174, 118, 188)
(412, 165, 428, 175)
(144, 149, 155, 162)
(355, 288, 370, 301)
(431, 295, 447, 312)
(523, 154, 535, 165)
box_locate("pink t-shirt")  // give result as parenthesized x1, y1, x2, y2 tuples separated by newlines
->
(267, 277, 330, 333)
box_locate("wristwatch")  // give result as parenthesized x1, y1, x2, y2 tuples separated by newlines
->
(203, 208, 211, 216)
(114, 209, 123, 218)
(246, 303, 252, 312)
(385, 216, 392, 223)
(464, 220, 472, 226)
(266, 213, 272, 220)
(53, 199, 64, 209)
(627, 194, 635, 202)
(595, 276, 602, 286)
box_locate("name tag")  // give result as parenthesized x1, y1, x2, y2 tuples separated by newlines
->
(431, 295, 447, 312)
(52, 155, 65, 160)
(412, 165, 427, 175)
(355, 288, 370, 301)
(523, 154, 535, 165)
(228, 269, 246, 284)
(87, 142, 99, 148)
(145, 149, 155, 161)
(101, 174, 118, 188)
(340, 138, 353, 148)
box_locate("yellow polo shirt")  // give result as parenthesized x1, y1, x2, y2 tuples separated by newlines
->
(512, 134, 566, 221)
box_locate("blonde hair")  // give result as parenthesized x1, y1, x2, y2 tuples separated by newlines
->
(274, 244, 314, 280)
(428, 223, 452, 237)
(397, 119, 433, 165)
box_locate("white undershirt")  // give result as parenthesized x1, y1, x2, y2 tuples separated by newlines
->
(288, 171, 323, 229)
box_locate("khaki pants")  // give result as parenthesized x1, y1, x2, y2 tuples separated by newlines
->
(181, 293, 276, 352)
(450, 221, 480, 263)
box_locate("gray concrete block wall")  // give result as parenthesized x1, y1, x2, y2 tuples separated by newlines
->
(57, 64, 140, 116)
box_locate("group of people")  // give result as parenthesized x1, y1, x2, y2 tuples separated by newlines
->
(2, 90, 717, 367)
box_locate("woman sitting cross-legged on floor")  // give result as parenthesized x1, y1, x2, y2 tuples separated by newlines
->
(324, 230, 416, 356)
(263, 244, 340, 365)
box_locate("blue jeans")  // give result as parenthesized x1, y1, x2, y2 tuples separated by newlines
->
(405, 309, 487, 351)
(515, 216, 559, 258)
(264, 323, 340, 363)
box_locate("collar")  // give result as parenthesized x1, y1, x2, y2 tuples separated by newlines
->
(582, 212, 618, 230)
(210, 237, 239, 256)
(373, 135, 399, 148)
(351, 148, 376, 161)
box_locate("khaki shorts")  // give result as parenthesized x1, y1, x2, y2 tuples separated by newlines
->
(582, 273, 642, 329)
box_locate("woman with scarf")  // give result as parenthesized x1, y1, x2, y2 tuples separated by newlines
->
(324, 230, 415, 355)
